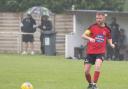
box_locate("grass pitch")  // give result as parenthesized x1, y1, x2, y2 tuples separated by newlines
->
(0, 54, 128, 89)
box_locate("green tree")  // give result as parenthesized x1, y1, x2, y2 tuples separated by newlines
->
(0, 0, 126, 13)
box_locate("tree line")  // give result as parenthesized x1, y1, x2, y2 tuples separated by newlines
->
(0, 0, 126, 13)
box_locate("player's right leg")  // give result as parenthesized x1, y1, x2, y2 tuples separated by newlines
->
(84, 63, 92, 89)
(84, 54, 96, 89)
(84, 55, 93, 89)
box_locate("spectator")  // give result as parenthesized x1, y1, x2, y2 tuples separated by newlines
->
(110, 17, 120, 43)
(20, 13, 36, 55)
(38, 15, 52, 54)
(119, 28, 126, 49)
(107, 17, 120, 60)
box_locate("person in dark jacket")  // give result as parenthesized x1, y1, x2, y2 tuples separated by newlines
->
(108, 17, 120, 60)
(20, 13, 36, 55)
(38, 15, 52, 54)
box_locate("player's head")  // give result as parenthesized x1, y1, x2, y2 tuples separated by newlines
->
(96, 12, 107, 25)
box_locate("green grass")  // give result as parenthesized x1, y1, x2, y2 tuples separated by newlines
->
(0, 54, 128, 89)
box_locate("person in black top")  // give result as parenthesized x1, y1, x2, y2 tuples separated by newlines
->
(119, 28, 126, 49)
(110, 17, 120, 44)
(107, 17, 120, 60)
(20, 13, 36, 55)
(38, 15, 52, 54)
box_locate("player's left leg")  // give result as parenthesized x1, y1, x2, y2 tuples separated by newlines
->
(92, 58, 103, 89)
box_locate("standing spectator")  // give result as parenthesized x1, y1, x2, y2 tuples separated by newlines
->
(82, 12, 115, 89)
(119, 28, 126, 49)
(20, 13, 36, 55)
(109, 17, 120, 59)
(110, 17, 120, 43)
(38, 15, 52, 54)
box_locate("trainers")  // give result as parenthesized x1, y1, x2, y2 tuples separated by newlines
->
(31, 51, 34, 55)
(92, 84, 98, 89)
(22, 51, 27, 55)
(87, 83, 93, 89)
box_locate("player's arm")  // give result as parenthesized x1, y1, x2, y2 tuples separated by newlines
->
(107, 39, 115, 48)
(82, 29, 95, 42)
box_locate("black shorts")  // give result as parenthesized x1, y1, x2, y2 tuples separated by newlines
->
(22, 34, 34, 42)
(84, 54, 105, 65)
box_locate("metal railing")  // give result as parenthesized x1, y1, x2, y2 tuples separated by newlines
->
(0, 32, 40, 53)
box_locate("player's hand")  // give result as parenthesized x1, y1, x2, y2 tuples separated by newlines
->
(111, 44, 115, 48)
(33, 25, 38, 28)
(89, 38, 95, 42)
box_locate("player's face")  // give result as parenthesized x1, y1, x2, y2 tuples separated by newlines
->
(96, 14, 105, 25)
